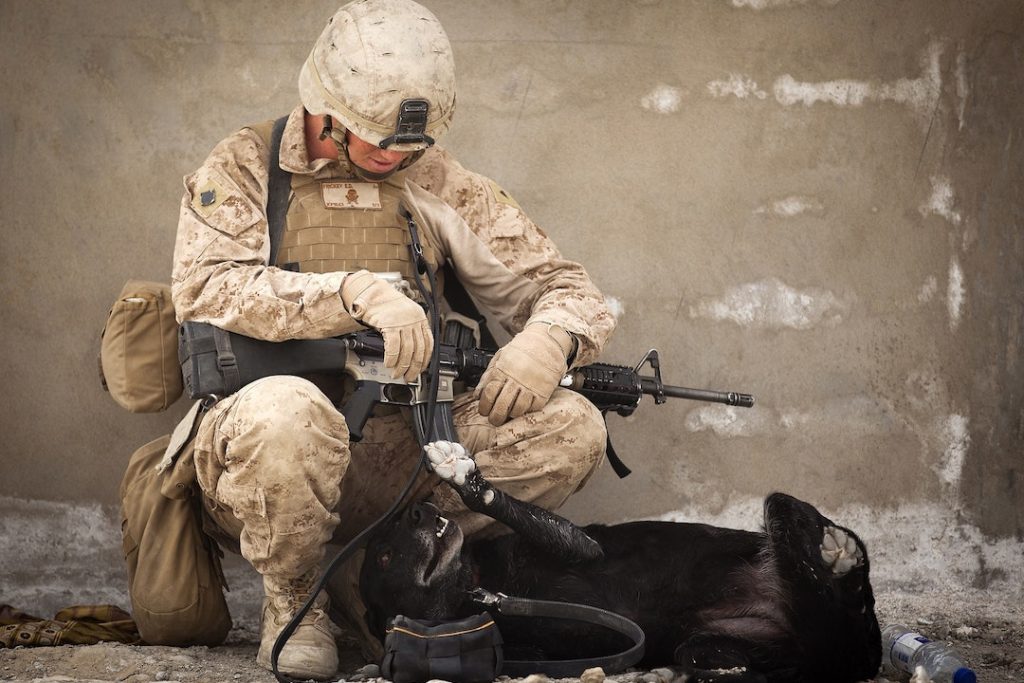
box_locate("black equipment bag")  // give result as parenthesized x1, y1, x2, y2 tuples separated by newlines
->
(380, 590, 646, 683)
(382, 613, 503, 683)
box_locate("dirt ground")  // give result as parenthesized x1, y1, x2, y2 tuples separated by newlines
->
(1, 586, 1021, 683)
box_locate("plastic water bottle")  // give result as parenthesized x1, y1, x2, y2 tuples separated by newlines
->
(881, 624, 977, 683)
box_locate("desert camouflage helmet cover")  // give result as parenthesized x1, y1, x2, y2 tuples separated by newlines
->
(299, 0, 456, 152)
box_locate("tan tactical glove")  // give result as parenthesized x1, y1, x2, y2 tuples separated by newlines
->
(340, 270, 432, 382)
(475, 323, 575, 427)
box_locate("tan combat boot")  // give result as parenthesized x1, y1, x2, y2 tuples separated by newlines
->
(256, 571, 339, 681)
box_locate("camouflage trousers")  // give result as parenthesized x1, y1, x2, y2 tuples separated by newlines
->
(192, 375, 606, 581)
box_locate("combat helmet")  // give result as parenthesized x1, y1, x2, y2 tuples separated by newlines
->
(299, 0, 456, 165)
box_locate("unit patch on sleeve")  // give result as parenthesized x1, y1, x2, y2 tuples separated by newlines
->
(321, 182, 382, 210)
(487, 179, 521, 210)
(190, 175, 229, 218)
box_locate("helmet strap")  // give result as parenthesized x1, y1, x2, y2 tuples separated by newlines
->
(322, 115, 423, 182)
(318, 115, 334, 141)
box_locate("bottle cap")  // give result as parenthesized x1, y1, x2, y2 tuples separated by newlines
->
(953, 667, 977, 683)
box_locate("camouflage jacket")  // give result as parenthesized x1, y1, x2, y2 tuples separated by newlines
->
(171, 105, 615, 366)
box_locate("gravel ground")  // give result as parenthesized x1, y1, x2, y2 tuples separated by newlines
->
(1, 586, 1021, 683)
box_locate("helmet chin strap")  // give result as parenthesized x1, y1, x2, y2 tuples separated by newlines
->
(319, 115, 421, 182)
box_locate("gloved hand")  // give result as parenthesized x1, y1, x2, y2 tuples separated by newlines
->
(475, 323, 575, 427)
(340, 270, 432, 381)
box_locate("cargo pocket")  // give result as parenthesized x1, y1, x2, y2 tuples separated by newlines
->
(214, 480, 272, 565)
(119, 434, 232, 646)
(217, 478, 336, 574)
(268, 501, 339, 572)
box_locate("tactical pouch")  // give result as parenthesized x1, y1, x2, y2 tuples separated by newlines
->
(382, 613, 504, 683)
(100, 280, 183, 413)
(178, 320, 241, 399)
(119, 434, 231, 646)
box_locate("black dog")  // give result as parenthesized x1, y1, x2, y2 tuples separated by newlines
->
(359, 442, 881, 683)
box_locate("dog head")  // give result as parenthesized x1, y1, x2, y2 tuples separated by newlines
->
(360, 501, 472, 638)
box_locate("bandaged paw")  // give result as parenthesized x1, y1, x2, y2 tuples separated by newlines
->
(820, 525, 862, 576)
(424, 440, 476, 486)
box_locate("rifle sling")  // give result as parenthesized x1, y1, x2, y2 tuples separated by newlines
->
(413, 401, 458, 446)
(489, 592, 646, 677)
(602, 423, 633, 478)
(266, 115, 290, 268)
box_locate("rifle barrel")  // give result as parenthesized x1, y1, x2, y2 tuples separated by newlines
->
(639, 379, 755, 408)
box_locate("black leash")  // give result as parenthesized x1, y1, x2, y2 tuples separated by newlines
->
(470, 588, 646, 677)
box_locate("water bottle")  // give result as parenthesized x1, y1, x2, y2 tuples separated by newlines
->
(881, 624, 977, 683)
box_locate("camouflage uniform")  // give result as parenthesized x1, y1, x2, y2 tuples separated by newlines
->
(172, 104, 615, 603)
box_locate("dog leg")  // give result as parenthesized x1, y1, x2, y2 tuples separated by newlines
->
(762, 492, 881, 682)
(820, 525, 862, 577)
(762, 493, 867, 587)
(425, 441, 603, 563)
(673, 635, 770, 683)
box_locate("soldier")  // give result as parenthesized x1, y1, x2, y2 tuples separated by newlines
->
(166, 0, 615, 679)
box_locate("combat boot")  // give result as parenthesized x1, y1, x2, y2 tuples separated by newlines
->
(256, 571, 339, 681)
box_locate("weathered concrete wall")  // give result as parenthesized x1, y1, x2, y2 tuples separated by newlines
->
(1, 0, 1021, 614)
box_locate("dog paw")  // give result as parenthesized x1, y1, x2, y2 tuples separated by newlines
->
(424, 440, 476, 486)
(820, 526, 862, 576)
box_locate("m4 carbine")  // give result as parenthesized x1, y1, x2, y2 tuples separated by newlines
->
(179, 320, 754, 476)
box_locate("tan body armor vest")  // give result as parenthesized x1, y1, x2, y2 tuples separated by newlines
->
(249, 119, 441, 296)
(278, 173, 439, 279)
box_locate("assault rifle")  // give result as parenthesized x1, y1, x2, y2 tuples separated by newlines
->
(179, 320, 754, 476)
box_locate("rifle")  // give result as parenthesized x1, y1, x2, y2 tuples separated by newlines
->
(179, 320, 754, 475)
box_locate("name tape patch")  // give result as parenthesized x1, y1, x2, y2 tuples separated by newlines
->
(322, 182, 382, 210)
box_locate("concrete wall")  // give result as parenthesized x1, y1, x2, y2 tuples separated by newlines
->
(2, 0, 1021, 614)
